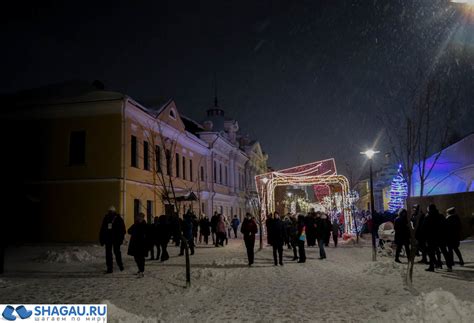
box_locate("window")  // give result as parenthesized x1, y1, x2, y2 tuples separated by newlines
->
(134, 199, 140, 217)
(169, 108, 176, 119)
(131, 135, 138, 168)
(201, 202, 205, 213)
(189, 160, 193, 182)
(213, 161, 217, 183)
(219, 163, 222, 184)
(146, 200, 153, 223)
(182, 156, 186, 180)
(175, 153, 180, 178)
(69, 131, 86, 165)
(201, 166, 205, 181)
(143, 141, 149, 170)
(166, 149, 171, 175)
(155, 145, 162, 173)
(225, 166, 228, 186)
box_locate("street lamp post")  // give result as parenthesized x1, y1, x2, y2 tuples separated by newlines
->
(361, 149, 379, 261)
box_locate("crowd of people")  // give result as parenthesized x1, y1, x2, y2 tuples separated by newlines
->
(99, 207, 243, 278)
(392, 204, 464, 272)
(257, 209, 336, 267)
(99, 203, 466, 277)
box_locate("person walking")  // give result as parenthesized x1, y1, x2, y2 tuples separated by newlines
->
(315, 213, 330, 259)
(265, 213, 274, 246)
(306, 211, 317, 247)
(241, 213, 258, 266)
(297, 214, 306, 263)
(289, 215, 299, 260)
(412, 205, 428, 264)
(158, 214, 170, 262)
(445, 207, 464, 266)
(127, 212, 148, 278)
(332, 218, 339, 247)
(211, 212, 219, 245)
(199, 215, 211, 244)
(394, 209, 411, 263)
(216, 214, 226, 247)
(422, 204, 452, 272)
(268, 212, 286, 266)
(99, 206, 126, 274)
(231, 215, 240, 238)
(179, 211, 195, 256)
(149, 216, 161, 260)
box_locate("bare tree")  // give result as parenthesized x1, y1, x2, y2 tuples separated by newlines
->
(137, 118, 192, 287)
(382, 70, 460, 288)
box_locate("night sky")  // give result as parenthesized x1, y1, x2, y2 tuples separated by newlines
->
(2, 0, 473, 178)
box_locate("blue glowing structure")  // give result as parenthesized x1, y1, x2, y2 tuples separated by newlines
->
(411, 133, 474, 197)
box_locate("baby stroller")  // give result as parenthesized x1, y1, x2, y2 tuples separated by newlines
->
(377, 221, 396, 253)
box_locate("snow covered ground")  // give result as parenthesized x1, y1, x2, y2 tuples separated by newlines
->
(1, 238, 474, 322)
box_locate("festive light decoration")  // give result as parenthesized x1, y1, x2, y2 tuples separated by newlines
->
(388, 165, 408, 213)
(255, 159, 354, 233)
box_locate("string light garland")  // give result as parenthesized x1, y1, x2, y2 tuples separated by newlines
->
(388, 164, 408, 213)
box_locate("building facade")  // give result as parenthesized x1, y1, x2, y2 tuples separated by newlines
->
(4, 87, 268, 242)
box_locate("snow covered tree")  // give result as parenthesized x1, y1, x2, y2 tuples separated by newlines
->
(388, 165, 408, 213)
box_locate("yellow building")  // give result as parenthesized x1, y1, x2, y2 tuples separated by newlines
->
(4, 86, 268, 242)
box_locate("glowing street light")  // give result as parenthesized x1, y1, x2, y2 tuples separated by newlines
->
(360, 149, 380, 159)
(451, 0, 474, 4)
(361, 148, 379, 261)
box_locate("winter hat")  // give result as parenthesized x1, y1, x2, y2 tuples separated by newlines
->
(446, 207, 455, 215)
(108, 205, 116, 212)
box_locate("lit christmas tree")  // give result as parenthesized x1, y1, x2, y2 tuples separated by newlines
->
(388, 165, 408, 213)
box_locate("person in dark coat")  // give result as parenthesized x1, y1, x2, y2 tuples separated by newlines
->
(231, 215, 240, 238)
(171, 213, 181, 247)
(315, 213, 331, 259)
(297, 214, 306, 263)
(422, 204, 452, 272)
(283, 215, 292, 249)
(412, 205, 427, 263)
(158, 214, 170, 261)
(394, 209, 410, 263)
(148, 216, 161, 260)
(332, 218, 339, 247)
(268, 212, 286, 266)
(179, 212, 195, 256)
(305, 211, 317, 247)
(199, 215, 211, 244)
(445, 207, 464, 266)
(289, 215, 299, 260)
(99, 206, 126, 273)
(127, 212, 148, 278)
(241, 213, 258, 266)
(210, 212, 219, 245)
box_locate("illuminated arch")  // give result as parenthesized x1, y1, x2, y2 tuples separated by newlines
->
(256, 159, 353, 232)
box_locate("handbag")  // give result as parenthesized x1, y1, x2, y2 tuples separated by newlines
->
(299, 226, 306, 241)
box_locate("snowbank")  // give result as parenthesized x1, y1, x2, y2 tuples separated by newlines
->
(371, 289, 474, 323)
(35, 248, 96, 263)
(103, 300, 157, 323)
